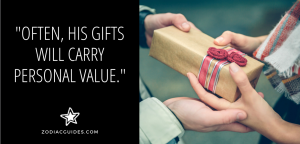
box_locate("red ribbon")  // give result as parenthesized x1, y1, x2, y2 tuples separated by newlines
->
(198, 47, 246, 93)
(207, 59, 228, 92)
(198, 55, 214, 87)
(227, 52, 247, 66)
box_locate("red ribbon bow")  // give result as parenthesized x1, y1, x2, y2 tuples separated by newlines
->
(207, 47, 228, 60)
(207, 47, 247, 66)
(227, 52, 247, 66)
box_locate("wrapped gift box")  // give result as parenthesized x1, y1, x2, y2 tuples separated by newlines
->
(149, 26, 264, 102)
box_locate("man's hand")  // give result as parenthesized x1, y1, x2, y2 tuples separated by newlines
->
(214, 31, 268, 55)
(144, 13, 200, 47)
(163, 97, 252, 133)
(186, 63, 299, 143)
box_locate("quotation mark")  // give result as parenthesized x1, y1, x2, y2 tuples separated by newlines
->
(16, 26, 20, 32)
(121, 69, 125, 74)
(117, 69, 125, 83)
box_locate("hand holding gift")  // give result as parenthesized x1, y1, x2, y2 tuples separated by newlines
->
(139, 10, 256, 144)
(187, 63, 300, 144)
(214, 31, 268, 56)
(149, 26, 264, 102)
(144, 13, 200, 47)
(186, 30, 300, 143)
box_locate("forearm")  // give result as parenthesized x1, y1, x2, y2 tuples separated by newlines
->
(256, 35, 268, 44)
(276, 120, 300, 143)
(234, 34, 268, 55)
(247, 35, 268, 53)
(266, 119, 300, 143)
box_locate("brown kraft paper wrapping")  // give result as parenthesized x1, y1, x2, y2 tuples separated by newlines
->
(149, 26, 264, 102)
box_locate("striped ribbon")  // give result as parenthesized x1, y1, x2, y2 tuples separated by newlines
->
(198, 47, 246, 93)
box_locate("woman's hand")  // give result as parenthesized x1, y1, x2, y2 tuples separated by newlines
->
(186, 62, 300, 143)
(214, 31, 268, 55)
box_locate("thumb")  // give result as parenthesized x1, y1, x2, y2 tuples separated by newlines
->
(229, 62, 255, 95)
(161, 13, 191, 32)
(206, 109, 247, 126)
(214, 31, 244, 46)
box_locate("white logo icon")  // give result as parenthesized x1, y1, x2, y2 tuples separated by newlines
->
(60, 107, 80, 126)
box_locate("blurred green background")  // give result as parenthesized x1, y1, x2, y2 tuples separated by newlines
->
(139, 0, 296, 143)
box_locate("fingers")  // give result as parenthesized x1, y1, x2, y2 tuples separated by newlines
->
(258, 92, 264, 98)
(229, 63, 256, 96)
(161, 13, 191, 32)
(187, 72, 230, 110)
(204, 109, 247, 126)
(216, 123, 253, 133)
(214, 31, 246, 47)
(163, 97, 200, 106)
